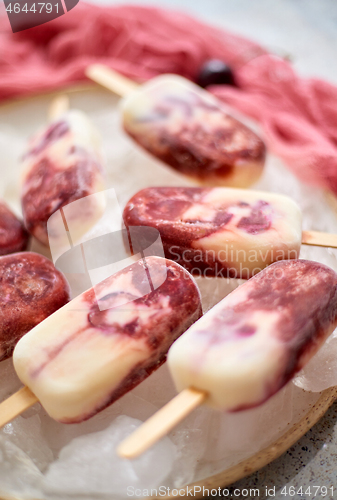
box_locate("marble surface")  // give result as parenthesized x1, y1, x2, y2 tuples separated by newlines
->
(82, 0, 337, 498)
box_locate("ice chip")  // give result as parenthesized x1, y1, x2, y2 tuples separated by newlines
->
(13, 257, 202, 423)
(0, 437, 44, 499)
(2, 415, 53, 472)
(42, 416, 175, 498)
(293, 330, 337, 391)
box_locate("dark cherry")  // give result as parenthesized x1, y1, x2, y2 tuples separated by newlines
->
(197, 59, 236, 88)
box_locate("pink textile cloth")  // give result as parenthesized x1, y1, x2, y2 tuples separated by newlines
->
(211, 57, 337, 193)
(1, 3, 337, 193)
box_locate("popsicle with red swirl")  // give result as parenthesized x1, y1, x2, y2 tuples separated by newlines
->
(0, 252, 70, 361)
(123, 186, 302, 279)
(168, 259, 337, 412)
(13, 256, 202, 423)
(0, 201, 29, 255)
(20, 110, 106, 246)
(121, 75, 266, 187)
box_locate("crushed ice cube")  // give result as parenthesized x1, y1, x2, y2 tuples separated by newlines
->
(293, 330, 337, 391)
(42, 416, 175, 499)
(0, 437, 45, 499)
(201, 382, 294, 467)
(39, 391, 159, 458)
(0, 358, 22, 401)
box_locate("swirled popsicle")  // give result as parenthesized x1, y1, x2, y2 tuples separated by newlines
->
(123, 186, 302, 279)
(13, 256, 202, 423)
(121, 75, 266, 187)
(168, 259, 337, 411)
(0, 201, 29, 255)
(21, 109, 106, 246)
(118, 259, 337, 458)
(0, 252, 70, 361)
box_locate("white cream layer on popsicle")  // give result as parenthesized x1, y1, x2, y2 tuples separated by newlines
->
(121, 75, 266, 187)
(13, 257, 202, 423)
(168, 259, 337, 411)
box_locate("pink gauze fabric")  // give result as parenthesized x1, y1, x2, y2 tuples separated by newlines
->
(0, 2, 337, 194)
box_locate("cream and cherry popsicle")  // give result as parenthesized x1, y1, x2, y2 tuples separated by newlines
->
(118, 259, 337, 458)
(21, 104, 106, 246)
(86, 65, 266, 188)
(123, 186, 337, 279)
(0, 201, 29, 255)
(0, 252, 70, 361)
(0, 257, 201, 424)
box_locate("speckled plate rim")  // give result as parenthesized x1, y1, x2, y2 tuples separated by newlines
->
(0, 86, 337, 500)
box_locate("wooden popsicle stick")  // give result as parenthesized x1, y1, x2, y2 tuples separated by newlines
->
(48, 94, 70, 121)
(117, 387, 207, 459)
(301, 230, 337, 248)
(85, 64, 139, 98)
(0, 386, 38, 428)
